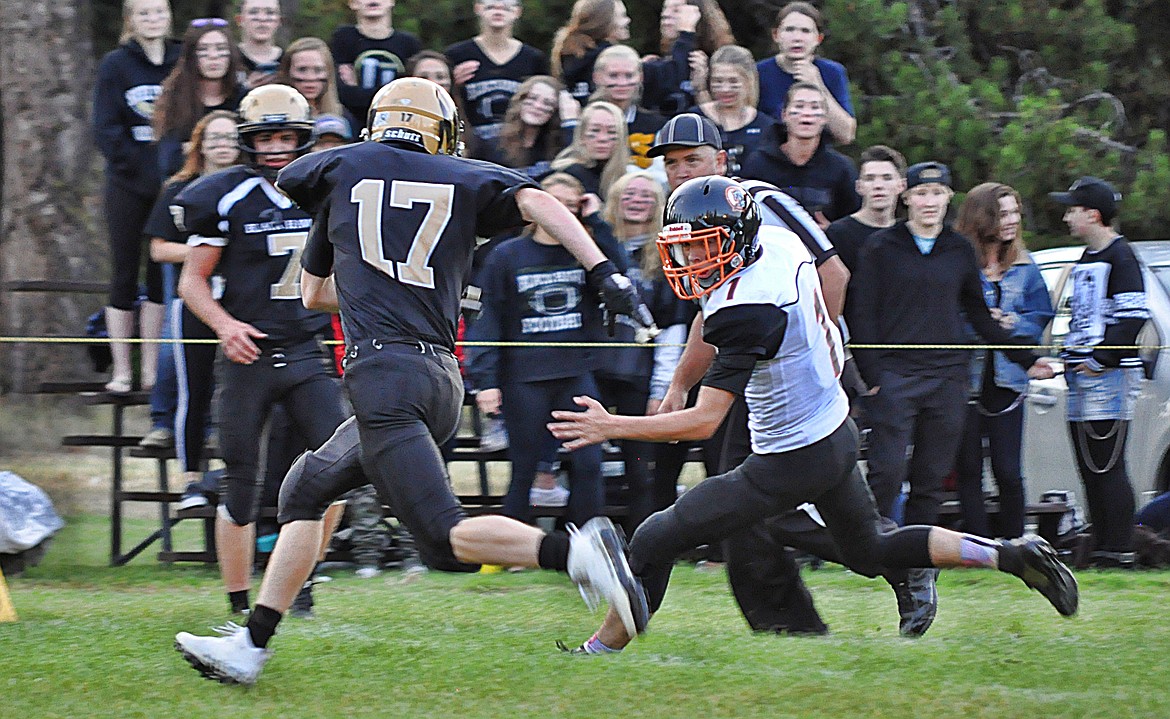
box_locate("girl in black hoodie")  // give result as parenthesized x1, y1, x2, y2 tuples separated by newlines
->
(92, 0, 180, 393)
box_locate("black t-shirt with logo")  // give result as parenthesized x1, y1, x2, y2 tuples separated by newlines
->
(329, 26, 424, 120)
(444, 39, 548, 140)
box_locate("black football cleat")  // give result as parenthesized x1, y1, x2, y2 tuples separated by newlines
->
(892, 567, 938, 637)
(1011, 535, 1079, 617)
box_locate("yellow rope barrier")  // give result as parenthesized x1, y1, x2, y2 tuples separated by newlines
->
(0, 336, 1165, 351)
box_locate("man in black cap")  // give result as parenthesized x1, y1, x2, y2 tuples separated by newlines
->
(850, 162, 1056, 529)
(644, 114, 941, 638)
(1049, 176, 1147, 568)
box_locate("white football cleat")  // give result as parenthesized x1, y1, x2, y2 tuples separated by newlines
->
(566, 517, 649, 638)
(175, 621, 272, 685)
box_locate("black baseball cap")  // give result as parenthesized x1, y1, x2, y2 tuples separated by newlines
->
(905, 161, 952, 190)
(1048, 176, 1120, 222)
(647, 113, 723, 157)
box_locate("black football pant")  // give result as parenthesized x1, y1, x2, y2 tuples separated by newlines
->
(719, 397, 904, 633)
(502, 374, 603, 526)
(217, 338, 345, 525)
(279, 340, 478, 573)
(630, 419, 934, 615)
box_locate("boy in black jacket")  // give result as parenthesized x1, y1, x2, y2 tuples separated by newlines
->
(850, 162, 1054, 525)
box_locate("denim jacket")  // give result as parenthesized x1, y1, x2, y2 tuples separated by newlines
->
(967, 254, 1055, 394)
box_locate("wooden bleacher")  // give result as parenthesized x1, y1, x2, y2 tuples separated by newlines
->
(52, 379, 1070, 565)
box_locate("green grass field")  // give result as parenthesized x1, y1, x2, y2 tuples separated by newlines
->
(2, 515, 1168, 719)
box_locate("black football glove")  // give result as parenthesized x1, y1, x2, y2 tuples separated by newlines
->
(587, 260, 656, 331)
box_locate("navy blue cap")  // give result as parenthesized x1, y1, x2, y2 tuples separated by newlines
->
(647, 113, 723, 157)
(905, 161, 951, 190)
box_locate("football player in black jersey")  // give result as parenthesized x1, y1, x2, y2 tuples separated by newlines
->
(174, 85, 348, 617)
(175, 77, 653, 686)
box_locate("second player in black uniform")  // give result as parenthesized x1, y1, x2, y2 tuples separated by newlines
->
(175, 85, 347, 615)
(175, 77, 653, 686)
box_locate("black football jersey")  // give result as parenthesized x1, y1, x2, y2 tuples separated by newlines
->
(173, 165, 331, 342)
(278, 142, 537, 350)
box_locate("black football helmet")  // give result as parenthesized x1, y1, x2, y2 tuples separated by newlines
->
(657, 176, 762, 300)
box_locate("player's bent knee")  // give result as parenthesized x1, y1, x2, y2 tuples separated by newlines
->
(217, 502, 253, 527)
(276, 453, 332, 524)
(629, 508, 688, 571)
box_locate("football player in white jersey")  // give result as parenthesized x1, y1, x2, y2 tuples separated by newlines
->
(649, 113, 935, 637)
(549, 176, 1077, 654)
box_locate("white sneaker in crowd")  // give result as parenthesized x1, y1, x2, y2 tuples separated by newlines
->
(530, 485, 570, 507)
(479, 415, 509, 453)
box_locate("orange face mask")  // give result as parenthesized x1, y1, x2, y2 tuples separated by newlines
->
(656, 223, 743, 300)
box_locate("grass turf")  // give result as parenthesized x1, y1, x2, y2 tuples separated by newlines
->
(1, 515, 1167, 718)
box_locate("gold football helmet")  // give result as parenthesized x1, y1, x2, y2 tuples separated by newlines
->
(237, 85, 315, 156)
(366, 77, 462, 156)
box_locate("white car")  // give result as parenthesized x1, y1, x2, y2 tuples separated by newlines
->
(1022, 241, 1170, 510)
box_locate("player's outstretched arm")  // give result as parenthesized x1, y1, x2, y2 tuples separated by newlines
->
(660, 313, 717, 414)
(515, 187, 654, 328)
(548, 386, 736, 450)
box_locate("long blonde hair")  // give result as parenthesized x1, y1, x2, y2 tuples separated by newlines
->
(551, 101, 631, 200)
(604, 171, 666, 278)
(276, 37, 344, 118)
(119, 0, 174, 44)
(708, 45, 759, 109)
(587, 45, 642, 107)
(551, 0, 618, 77)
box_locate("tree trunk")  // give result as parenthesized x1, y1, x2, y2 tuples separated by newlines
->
(0, 0, 105, 393)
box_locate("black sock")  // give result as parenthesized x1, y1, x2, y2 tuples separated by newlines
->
(246, 604, 283, 648)
(228, 589, 250, 614)
(879, 525, 934, 568)
(996, 540, 1025, 576)
(538, 532, 570, 571)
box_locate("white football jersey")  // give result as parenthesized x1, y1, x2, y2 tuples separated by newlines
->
(700, 225, 849, 454)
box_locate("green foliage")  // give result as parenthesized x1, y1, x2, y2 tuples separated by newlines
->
(1123, 130, 1170, 239)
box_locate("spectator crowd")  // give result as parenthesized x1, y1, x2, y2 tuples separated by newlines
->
(93, 0, 1153, 583)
